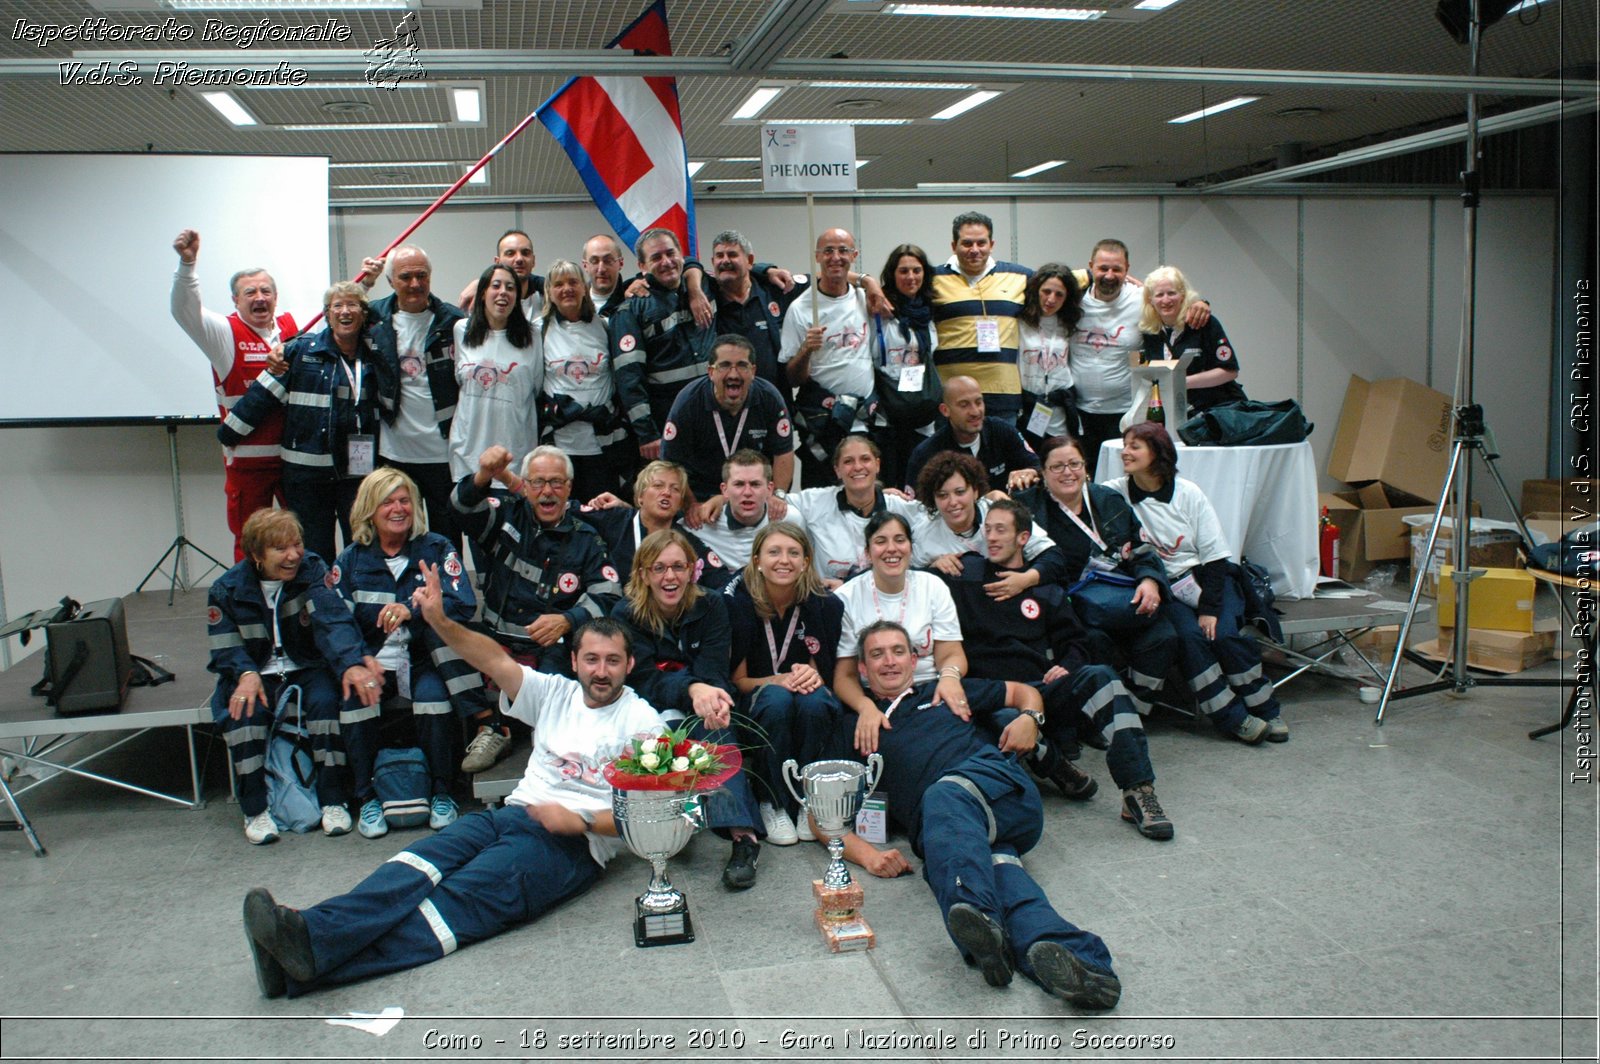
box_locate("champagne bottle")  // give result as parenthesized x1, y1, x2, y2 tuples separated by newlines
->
(1146, 383, 1165, 425)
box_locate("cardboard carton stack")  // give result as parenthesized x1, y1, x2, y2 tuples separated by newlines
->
(1322, 375, 1455, 585)
(1322, 375, 1550, 674)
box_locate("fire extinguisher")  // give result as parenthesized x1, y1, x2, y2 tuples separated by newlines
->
(1319, 506, 1340, 578)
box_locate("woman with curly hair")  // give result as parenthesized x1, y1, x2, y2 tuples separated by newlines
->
(1017, 263, 1083, 449)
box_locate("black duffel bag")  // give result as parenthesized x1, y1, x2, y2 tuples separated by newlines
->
(1177, 399, 1313, 447)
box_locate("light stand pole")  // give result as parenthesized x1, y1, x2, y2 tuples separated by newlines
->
(135, 423, 227, 605)
(1375, 0, 1578, 720)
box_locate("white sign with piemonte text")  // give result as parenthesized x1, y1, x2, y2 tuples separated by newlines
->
(760, 124, 858, 193)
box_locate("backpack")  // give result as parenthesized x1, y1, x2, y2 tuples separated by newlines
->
(264, 685, 321, 833)
(372, 747, 431, 828)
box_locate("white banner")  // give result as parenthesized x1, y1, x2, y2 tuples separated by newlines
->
(760, 124, 858, 193)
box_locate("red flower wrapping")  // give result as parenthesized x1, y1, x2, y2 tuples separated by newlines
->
(604, 744, 743, 792)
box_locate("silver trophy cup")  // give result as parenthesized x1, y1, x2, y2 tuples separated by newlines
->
(612, 787, 704, 947)
(782, 755, 884, 890)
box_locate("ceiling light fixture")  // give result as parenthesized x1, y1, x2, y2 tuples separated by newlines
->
(731, 86, 784, 120)
(280, 122, 444, 130)
(1168, 95, 1260, 124)
(1011, 159, 1067, 178)
(450, 87, 482, 124)
(1133, 0, 1184, 9)
(467, 166, 488, 185)
(165, 0, 412, 9)
(881, 4, 1104, 19)
(809, 81, 977, 90)
(329, 160, 474, 168)
(930, 90, 1001, 120)
(760, 117, 912, 125)
(686, 161, 706, 176)
(200, 90, 257, 126)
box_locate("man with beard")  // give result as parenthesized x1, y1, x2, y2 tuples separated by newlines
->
(450, 445, 622, 772)
(941, 499, 1172, 840)
(1070, 239, 1209, 471)
(366, 246, 466, 548)
(241, 603, 663, 998)
(610, 228, 718, 461)
(661, 335, 795, 500)
(826, 620, 1123, 1009)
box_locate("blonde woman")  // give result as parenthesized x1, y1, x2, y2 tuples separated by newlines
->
(330, 467, 481, 838)
(610, 529, 765, 889)
(1138, 266, 1246, 419)
(727, 522, 847, 844)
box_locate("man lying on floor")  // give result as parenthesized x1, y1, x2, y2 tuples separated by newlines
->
(828, 620, 1122, 1009)
(241, 564, 663, 997)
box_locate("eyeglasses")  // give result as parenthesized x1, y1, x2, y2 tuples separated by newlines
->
(712, 360, 754, 373)
(524, 477, 569, 490)
(327, 300, 365, 313)
(649, 563, 691, 576)
(1045, 460, 1086, 474)
(818, 246, 857, 257)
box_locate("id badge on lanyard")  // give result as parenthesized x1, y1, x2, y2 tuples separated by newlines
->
(1026, 402, 1055, 438)
(975, 317, 1001, 354)
(339, 354, 374, 475)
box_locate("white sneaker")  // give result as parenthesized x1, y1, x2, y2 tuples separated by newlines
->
(759, 802, 798, 846)
(795, 807, 816, 842)
(321, 804, 352, 837)
(244, 810, 281, 845)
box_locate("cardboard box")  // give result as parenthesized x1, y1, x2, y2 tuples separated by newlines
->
(1435, 565, 1535, 632)
(1520, 478, 1600, 517)
(1406, 514, 1522, 595)
(1322, 486, 1475, 584)
(1327, 375, 1454, 502)
(1524, 511, 1588, 545)
(1349, 624, 1400, 656)
(1412, 628, 1555, 674)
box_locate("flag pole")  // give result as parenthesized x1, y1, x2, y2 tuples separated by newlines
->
(806, 192, 817, 318)
(301, 106, 546, 331)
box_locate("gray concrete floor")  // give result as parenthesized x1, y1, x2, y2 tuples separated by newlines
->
(0, 648, 1594, 1064)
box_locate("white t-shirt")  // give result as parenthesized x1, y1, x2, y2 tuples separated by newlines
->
(1105, 475, 1231, 581)
(541, 315, 615, 456)
(834, 570, 960, 683)
(382, 309, 451, 464)
(694, 502, 806, 571)
(786, 488, 923, 582)
(1070, 283, 1143, 414)
(1018, 317, 1074, 438)
(909, 498, 1057, 568)
(501, 667, 665, 866)
(449, 320, 544, 481)
(780, 287, 874, 427)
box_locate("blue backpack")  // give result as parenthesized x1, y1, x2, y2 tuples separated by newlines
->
(264, 686, 321, 833)
(373, 747, 430, 828)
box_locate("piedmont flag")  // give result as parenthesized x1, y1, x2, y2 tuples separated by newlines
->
(536, 0, 696, 257)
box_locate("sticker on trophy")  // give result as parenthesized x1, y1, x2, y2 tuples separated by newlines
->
(1026, 403, 1055, 438)
(975, 317, 1001, 353)
(897, 364, 925, 392)
(346, 434, 375, 477)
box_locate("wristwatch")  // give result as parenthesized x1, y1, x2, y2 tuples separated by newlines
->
(1019, 709, 1045, 728)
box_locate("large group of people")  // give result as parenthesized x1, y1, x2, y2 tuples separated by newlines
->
(177, 211, 1271, 1013)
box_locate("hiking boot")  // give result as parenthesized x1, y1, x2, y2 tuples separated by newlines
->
(1120, 783, 1174, 841)
(1263, 716, 1289, 742)
(1041, 756, 1099, 801)
(429, 795, 459, 831)
(722, 837, 760, 890)
(1025, 940, 1122, 1010)
(320, 805, 352, 837)
(1228, 714, 1269, 745)
(759, 803, 798, 846)
(244, 810, 280, 846)
(243, 887, 316, 984)
(946, 902, 1012, 987)
(460, 725, 511, 774)
(358, 798, 389, 839)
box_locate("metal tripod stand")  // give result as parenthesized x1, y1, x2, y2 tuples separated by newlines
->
(135, 424, 227, 605)
(1375, 405, 1575, 720)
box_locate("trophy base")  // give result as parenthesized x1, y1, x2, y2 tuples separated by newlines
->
(634, 898, 695, 948)
(812, 880, 874, 952)
(815, 910, 876, 952)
